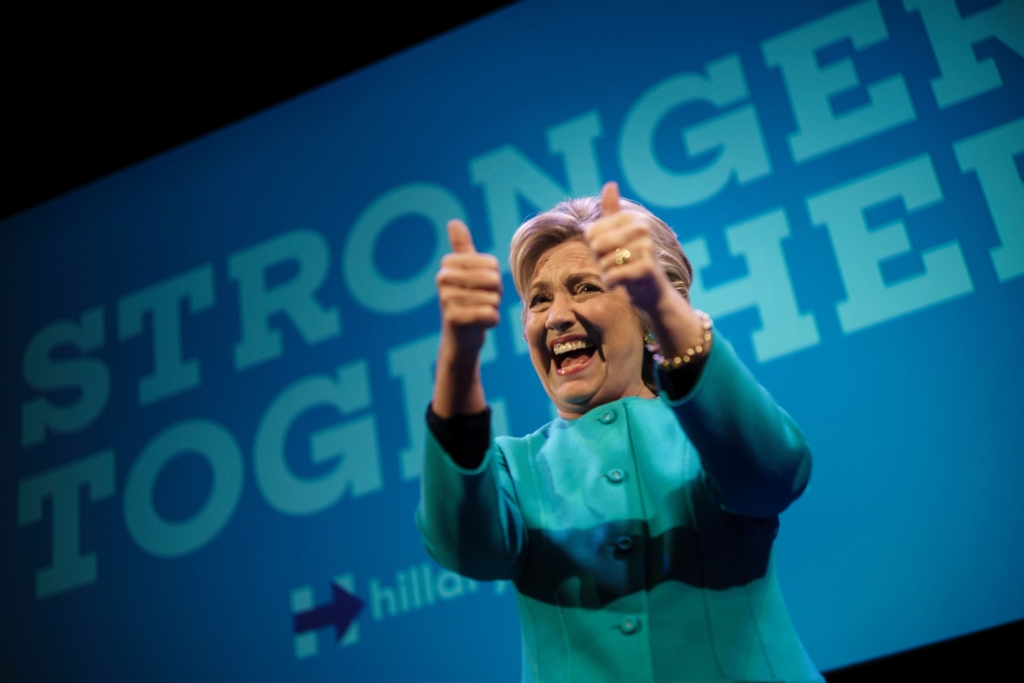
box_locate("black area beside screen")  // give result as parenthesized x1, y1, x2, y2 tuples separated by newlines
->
(825, 618, 1022, 681)
(0, 2, 519, 222)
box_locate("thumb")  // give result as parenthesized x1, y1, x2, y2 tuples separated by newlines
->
(447, 219, 477, 254)
(601, 181, 621, 217)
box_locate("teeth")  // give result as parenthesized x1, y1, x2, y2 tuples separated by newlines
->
(552, 339, 594, 356)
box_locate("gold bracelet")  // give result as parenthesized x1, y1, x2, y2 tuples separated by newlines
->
(648, 309, 713, 371)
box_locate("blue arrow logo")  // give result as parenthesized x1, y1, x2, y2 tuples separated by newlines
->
(293, 583, 364, 642)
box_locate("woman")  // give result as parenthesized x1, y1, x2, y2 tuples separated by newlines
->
(417, 182, 822, 683)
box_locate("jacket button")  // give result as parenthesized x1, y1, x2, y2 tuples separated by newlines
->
(619, 617, 641, 634)
(607, 469, 626, 483)
(599, 410, 617, 424)
(615, 536, 634, 553)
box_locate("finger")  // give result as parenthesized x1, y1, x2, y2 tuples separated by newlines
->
(436, 268, 504, 292)
(601, 181, 621, 217)
(601, 261, 658, 292)
(598, 246, 652, 274)
(440, 252, 500, 271)
(446, 305, 501, 328)
(447, 219, 477, 254)
(596, 234, 658, 274)
(584, 211, 629, 246)
(589, 223, 651, 259)
(437, 257, 503, 289)
(440, 289, 503, 309)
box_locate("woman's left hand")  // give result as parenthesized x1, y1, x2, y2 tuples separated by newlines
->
(586, 182, 676, 316)
(586, 181, 706, 359)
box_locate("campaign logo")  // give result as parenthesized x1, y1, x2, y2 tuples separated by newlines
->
(290, 574, 363, 659)
(289, 563, 510, 659)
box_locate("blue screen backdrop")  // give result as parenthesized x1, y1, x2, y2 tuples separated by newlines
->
(2, 1, 1023, 680)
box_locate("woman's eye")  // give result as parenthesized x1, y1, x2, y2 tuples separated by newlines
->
(530, 294, 550, 308)
(579, 283, 601, 294)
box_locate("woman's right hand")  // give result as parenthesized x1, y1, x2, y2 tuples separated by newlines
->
(432, 220, 502, 417)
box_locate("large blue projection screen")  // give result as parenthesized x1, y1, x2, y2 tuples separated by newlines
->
(2, 0, 1022, 680)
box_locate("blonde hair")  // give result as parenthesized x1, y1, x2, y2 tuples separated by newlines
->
(508, 195, 693, 390)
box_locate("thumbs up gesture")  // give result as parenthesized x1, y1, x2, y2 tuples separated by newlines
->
(435, 220, 503, 360)
(587, 182, 706, 363)
(585, 181, 671, 313)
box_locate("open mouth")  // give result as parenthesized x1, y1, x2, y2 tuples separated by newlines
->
(552, 338, 596, 375)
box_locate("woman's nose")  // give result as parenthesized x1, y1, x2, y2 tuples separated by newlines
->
(545, 294, 576, 331)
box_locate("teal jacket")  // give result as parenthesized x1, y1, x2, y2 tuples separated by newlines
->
(417, 337, 823, 682)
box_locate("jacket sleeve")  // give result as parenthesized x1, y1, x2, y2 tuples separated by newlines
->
(415, 428, 528, 581)
(659, 333, 812, 518)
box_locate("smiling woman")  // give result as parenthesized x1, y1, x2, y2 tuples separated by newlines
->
(416, 182, 823, 683)
(523, 239, 655, 415)
(510, 190, 696, 414)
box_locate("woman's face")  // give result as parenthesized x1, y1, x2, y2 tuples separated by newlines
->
(524, 239, 653, 418)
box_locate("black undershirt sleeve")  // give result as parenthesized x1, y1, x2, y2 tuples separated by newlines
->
(425, 404, 491, 470)
(655, 351, 710, 402)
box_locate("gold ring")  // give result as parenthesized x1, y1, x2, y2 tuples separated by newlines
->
(614, 248, 631, 266)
